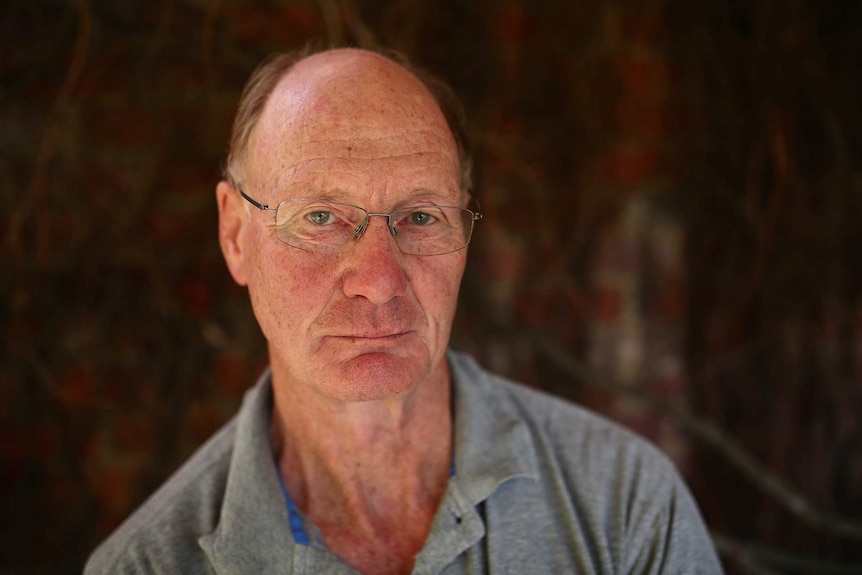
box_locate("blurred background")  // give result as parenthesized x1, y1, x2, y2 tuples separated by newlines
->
(2, 0, 862, 573)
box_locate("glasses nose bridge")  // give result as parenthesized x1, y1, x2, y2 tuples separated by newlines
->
(355, 211, 397, 239)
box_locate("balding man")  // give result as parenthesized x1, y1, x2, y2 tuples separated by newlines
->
(85, 48, 723, 575)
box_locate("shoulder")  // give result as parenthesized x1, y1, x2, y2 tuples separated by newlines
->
(496, 371, 682, 508)
(83, 419, 237, 575)
(449, 349, 724, 572)
(451, 348, 672, 476)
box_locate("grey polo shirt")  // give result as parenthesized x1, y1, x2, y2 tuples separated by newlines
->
(85, 350, 724, 574)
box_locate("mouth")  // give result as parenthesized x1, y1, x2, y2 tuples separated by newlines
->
(326, 331, 415, 347)
(335, 331, 410, 341)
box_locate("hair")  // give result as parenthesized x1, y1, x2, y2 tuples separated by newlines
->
(222, 47, 474, 194)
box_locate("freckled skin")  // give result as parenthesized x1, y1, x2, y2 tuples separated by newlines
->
(232, 52, 467, 402)
(216, 49, 467, 574)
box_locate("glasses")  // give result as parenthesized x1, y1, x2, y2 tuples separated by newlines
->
(238, 188, 482, 256)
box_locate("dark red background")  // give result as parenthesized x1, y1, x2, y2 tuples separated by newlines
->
(2, 1, 862, 573)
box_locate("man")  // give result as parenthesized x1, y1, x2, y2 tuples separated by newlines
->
(85, 48, 723, 574)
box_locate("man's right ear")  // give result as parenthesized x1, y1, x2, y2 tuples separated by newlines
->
(216, 180, 250, 286)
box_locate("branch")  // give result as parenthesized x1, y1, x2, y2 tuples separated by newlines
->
(8, 0, 92, 257)
(713, 536, 784, 575)
(338, 0, 378, 50)
(316, 0, 345, 46)
(21, 349, 115, 411)
(713, 532, 862, 575)
(201, 0, 221, 102)
(527, 330, 862, 541)
(739, 113, 788, 316)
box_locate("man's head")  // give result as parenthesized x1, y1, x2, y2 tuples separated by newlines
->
(223, 48, 473, 196)
(216, 48, 475, 402)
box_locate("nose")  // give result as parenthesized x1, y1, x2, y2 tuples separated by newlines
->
(340, 215, 408, 304)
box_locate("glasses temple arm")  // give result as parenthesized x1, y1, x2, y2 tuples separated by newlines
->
(237, 186, 269, 211)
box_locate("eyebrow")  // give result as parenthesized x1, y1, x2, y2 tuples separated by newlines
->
(275, 186, 346, 203)
(277, 187, 459, 208)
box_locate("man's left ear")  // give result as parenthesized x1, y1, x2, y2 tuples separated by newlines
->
(216, 180, 249, 286)
(465, 192, 479, 212)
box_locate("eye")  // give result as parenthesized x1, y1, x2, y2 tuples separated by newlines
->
(307, 210, 333, 225)
(409, 211, 436, 225)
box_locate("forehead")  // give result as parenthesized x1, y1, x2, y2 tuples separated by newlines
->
(245, 50, 459, 198)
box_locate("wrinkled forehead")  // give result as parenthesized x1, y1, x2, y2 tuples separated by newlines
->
(244, 51, 458, 191)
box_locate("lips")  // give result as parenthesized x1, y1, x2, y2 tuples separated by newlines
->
(315, 299, 423, 342)
(330, 331, 412, 340)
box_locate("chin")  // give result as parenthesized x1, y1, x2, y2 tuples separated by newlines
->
(325, 352, 429, 402)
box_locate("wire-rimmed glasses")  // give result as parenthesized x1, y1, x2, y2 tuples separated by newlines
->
(238, 188, 482, 256)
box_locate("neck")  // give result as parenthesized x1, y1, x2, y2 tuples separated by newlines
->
(269, 360, 453, 574)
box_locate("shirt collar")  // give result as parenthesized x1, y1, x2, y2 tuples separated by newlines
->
(198, 369, 300, 572)
(448, 350, 539, 508)
(199, 351, 539, 572)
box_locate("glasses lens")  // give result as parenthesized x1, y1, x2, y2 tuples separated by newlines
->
(391, 207, 475, 256)
(274, 201, 366, 253)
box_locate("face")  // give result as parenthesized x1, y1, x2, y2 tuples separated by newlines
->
(218, 50, 468, 402)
